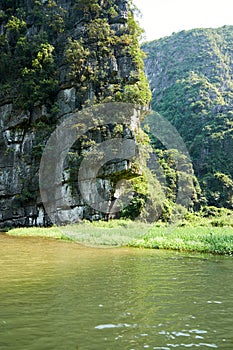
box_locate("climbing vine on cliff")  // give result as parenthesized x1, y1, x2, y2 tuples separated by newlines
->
(0, 0, 153, 226)
(65, 0, 151, 106)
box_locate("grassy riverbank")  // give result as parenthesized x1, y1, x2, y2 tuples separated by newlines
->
(7, 220, 147, 247)
(129, 226, 233, 255)
(6, 212, 233, 255)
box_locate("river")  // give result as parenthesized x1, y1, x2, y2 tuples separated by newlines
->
(0, 234, 232, 349)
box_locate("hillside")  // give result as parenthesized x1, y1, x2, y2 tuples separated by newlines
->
(143, 26, 233, 209)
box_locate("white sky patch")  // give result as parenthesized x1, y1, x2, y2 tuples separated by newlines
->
(133, 0, 233, 41)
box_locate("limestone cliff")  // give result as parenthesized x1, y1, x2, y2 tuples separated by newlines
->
(0, 0, 151, 227)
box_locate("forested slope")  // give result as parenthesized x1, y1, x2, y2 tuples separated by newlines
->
(143, 26, 233, 209)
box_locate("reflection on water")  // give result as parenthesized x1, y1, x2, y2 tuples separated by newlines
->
(0, 234, 233, 350)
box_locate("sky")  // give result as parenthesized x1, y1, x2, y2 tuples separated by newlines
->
(133, 0, 233, 41)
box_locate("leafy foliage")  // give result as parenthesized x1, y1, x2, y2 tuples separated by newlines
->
(0, 0, 153, 223)
(143, 26, 233, 208)
(0, 0, 150, 108)
(64, 4, 151, 106)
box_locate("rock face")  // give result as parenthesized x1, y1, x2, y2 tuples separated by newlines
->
(0, 0, 149, 227)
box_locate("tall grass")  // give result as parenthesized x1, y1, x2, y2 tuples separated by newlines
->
(129, 225, 233, 255)
(7, 220, 150, 247)
(6, 216, 233, 255)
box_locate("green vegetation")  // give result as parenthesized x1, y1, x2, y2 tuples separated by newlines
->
(64, 3, 151, 106)
(143, 26, 233, 209)
(7, 220, 148, 247)
(0, 0, 152, 219)
(129, 226, 233, 255)
(0, 0, 150, 108)
(3, 5, 233, 229)
(0, 2, 61, 110)
(114, 11, 152, 105)
(7, 208, 233, 254)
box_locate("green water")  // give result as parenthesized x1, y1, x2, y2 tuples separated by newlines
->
(0, 234, 233, 350)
